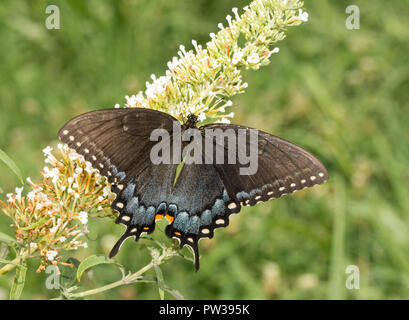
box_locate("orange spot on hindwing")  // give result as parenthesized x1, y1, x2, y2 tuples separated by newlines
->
(165, 214, 174, 223)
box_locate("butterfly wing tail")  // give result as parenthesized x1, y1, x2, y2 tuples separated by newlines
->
(109, 227, 142, 258)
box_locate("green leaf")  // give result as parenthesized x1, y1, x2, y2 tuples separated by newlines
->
(0, 149, 24, 185)
(154, 265, 165, 300)
(9, 262, 27, 300)
(0, 232, 16, 245)
(76, 255, 122, 282)
(173, 159, 185, 187)
(60, 257, 81, 288)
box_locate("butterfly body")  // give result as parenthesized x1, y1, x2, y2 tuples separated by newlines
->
(59, 108, 328, 270)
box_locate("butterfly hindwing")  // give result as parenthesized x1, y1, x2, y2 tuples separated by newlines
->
(113, 159, 240, 270)
(109, 163, 178, 258)
(164, 162, 241, 270)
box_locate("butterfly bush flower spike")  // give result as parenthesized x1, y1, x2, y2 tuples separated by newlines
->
(118, 0, 308, 124)
(1, 145, 114, 272)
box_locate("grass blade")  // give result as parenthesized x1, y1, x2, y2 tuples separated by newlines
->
(0, 148, 24, 185)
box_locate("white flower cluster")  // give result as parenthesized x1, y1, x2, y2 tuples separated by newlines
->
(5, 144, 107, 265)
(119, 0, 307, 125)
(78, 211, 88, 224)
(145, 75, 172, 100)
(297, 9, 309, 22)
(6, 187, 23, 202)
(46, 249, 58, 261)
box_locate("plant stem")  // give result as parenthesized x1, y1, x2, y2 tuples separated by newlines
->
(68, 261, 155, 298)
(67, 245, 179, 299)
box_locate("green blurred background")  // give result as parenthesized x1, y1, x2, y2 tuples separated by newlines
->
(1, 0, 409, 299)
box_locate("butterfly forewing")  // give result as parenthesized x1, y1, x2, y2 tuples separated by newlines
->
(202, 124, 328, 207)
(58, 108, 176, 184)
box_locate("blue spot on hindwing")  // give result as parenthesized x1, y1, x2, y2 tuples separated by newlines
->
(250, 188, 262, 198)
(144, 206, 156, 225)
(122, 183, 135, 201)
(212, 199, 226, 217)
(109, 165, 118, 176)
(157, 202, 167, 214)
(117, 171, 126, 181)
(262, 184, 272, 192)
(236, 191, 250, 202)
(173, 212, 189, 233)
(133, 206, 146, 225)
(186, 216, 200, 234)
(106, 159, 117, 176)
(168, 204, 178, 216)
(126, 197, 139, 214)
(223, 189, 230, 203)
(200, 210, 212, 226)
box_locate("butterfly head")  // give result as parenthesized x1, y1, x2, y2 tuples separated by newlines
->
(182, 113, 198, 129)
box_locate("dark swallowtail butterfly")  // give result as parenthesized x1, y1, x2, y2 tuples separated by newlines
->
(58, 108, 328, 270)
